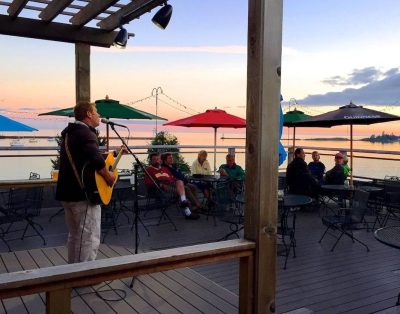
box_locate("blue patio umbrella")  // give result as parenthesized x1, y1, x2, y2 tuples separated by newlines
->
(278, 95, 287, 166)
(0, 114, 37, 132)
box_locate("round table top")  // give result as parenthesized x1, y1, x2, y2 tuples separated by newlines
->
(283, 194, 313, 207)
(374, 226, 400, 249)
(188, 175, 230, 183)
(358, 186, 383, 193)
(321, 184, 354, 191)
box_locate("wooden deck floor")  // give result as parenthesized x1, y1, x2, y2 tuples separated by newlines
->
(0, 244, 238, 314)
(2, 199, 400, 313)
(193, 211, 400, 314)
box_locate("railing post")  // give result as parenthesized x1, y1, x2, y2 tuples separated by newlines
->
(46, 289, 71, 314)
(245, 0, 283, 312)
(239, 254, 254, 314)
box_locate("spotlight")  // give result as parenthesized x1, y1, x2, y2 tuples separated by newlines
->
(113, 26, 128, 49)
(152, 3, 173, 29)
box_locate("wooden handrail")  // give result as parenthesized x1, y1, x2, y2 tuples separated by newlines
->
(0, 239, 255, 300)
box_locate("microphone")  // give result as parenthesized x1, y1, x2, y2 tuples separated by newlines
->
(101, 118, 128, 128)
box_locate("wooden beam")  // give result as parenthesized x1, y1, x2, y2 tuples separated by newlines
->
(0, 15, 117, 47)
(75, 43, 91, 104)
(39, 0, 74, 22)
(7, 0, 28, 18)
(97, 0, 165, 31)
(46, 289, 71, 314)
(70, 0, 119, 27)
(239, 254, 254, 314)
(0, 240, 255, 299)
(244, 0, 283, 313)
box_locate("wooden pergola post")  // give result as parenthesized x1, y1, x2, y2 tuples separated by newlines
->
(240, 0, 283, 313)
(75, 43, 90, 104)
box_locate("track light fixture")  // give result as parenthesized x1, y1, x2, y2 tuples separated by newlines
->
(113, 26, 128, 49)
(152, 3, 173, 29)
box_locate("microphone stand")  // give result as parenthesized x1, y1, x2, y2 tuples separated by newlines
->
(108, 124, 163, 288)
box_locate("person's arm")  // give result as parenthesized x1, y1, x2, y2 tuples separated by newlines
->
(97, 166, 116, 187)
(204, 161, 212, 175)
(219, 165, 228, 176)
(237, 166, 245, 180)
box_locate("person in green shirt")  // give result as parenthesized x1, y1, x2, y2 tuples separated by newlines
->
(219, 154, 245, 180)
(343, 155, 351, 177)
(219, 154, 245, 198)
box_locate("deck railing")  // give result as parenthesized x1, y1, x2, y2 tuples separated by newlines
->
(0, 239, 255, 314)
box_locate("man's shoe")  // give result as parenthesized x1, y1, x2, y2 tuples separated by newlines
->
(180, 200, 190, 208)
(185, 213, 200, 220)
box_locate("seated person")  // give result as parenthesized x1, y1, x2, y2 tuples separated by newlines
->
(308, 151, 325, 183)
(144, 153, 199, 220)
(191, 150, 212, 198)
(161, 153, 203, 211)
(219, 154, 245, 197)
(219, 154, 245, 180)
(324, 153, 346, 185)
(191, 150, 212, 175)
(286, 148, 319, 197)
(343, 154, 351, 177)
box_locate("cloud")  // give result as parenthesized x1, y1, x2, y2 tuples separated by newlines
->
(299, 67, 400, 105)
(322, 66, 382, 86)
(18, 107, 37, 111)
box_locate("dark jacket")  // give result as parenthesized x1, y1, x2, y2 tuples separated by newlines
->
(325, 164, 346, 185)
(162, 163, 187, 184)
(308, 161, 325, 182)
(56, 122, 105, 202)
(286, 157, 319, 196)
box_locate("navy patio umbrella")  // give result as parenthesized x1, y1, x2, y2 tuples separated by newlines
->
(295, 101, 400, 185)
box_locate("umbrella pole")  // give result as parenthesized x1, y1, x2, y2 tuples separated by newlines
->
(214, 127, 217, 175)
(106, 124, 109, 151)
(293, 127, 296, 150)
(350, 124, 353, 187)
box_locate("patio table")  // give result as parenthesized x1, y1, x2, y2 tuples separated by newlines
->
(283, 194, 313, 208)
(320, 184, 354, 213)
(374, 226, 400, 305)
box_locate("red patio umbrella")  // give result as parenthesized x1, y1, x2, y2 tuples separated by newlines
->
(164, 108, 246, 173)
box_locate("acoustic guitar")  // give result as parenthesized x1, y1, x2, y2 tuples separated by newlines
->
(82, 149, 124, 205)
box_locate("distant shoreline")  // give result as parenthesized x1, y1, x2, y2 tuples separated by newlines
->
(0, 135, 152, 140)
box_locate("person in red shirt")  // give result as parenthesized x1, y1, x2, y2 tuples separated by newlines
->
(145, 153, 199, 220)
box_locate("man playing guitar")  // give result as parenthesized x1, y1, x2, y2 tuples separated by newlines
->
(56, 101, 115, 263)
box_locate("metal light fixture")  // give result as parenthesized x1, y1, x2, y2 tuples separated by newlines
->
(113, 26, 128, 49)
(152, 3, 173, 29)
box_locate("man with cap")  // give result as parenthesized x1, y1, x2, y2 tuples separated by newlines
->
(324, 152, 346, 185)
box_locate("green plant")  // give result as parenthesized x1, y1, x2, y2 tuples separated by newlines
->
(146, 131, 190, 173)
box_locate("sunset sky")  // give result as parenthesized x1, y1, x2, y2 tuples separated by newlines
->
(1, 0, 400, 138)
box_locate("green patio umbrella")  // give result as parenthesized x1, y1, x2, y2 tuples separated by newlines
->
(283, 109, 311, 150)
(39, 96, 166, 150)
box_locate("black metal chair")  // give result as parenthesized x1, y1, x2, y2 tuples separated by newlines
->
(380, 177, 400, 226)
(319, 189, 370, 252)
(277, 198, 297, 269)
(214, 179, 245, 240)
(140, 179, 178, 233)
(2, 187, 46, 247)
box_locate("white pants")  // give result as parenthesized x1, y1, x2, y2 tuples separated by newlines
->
(62, 201, 101, 263)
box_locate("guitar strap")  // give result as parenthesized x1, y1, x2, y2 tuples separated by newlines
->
(65, 133, 85, 191)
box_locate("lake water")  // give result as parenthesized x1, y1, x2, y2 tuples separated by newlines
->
(0, 130, 399, 180)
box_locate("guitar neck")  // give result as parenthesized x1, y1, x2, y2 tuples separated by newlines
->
(111, 149, 124, 171)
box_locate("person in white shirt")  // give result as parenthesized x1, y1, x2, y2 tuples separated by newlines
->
(191, 150, 212, 175)
(191, 150, 212, 198)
